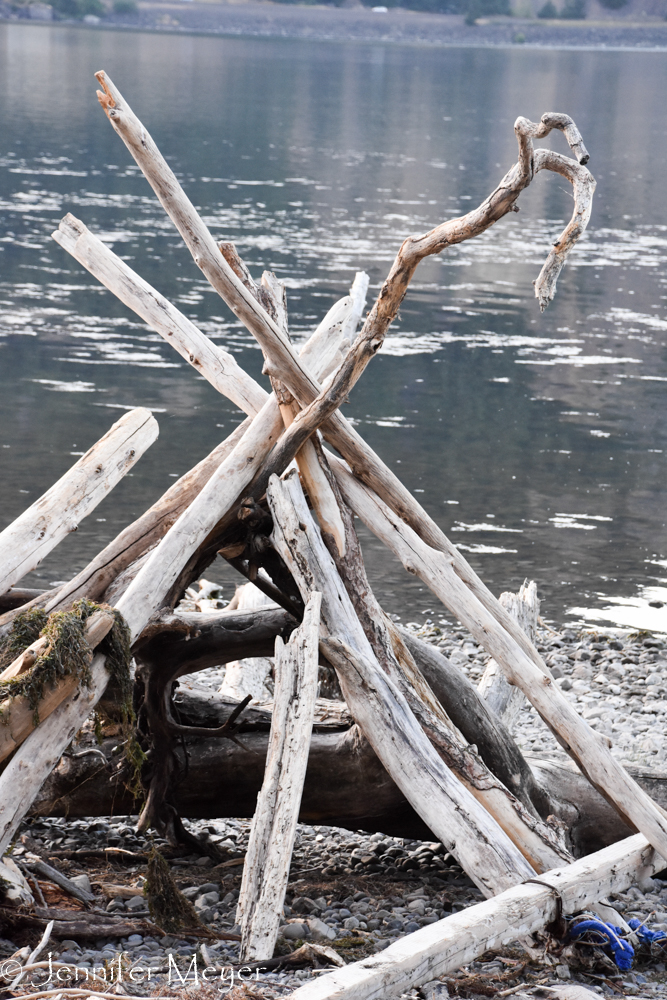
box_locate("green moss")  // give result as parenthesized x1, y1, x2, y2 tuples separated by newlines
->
(144, 847, 204, 933)
(0, 599, 132, 728)
(0, 608, 48, 672)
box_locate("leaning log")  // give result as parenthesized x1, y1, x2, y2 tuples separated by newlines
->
(29, 681, 667, 853)
(0, 407, 158, 597)
(267, 470, 537, 895)
(238, 592, 321, 962)
(289, 833, 664, 1000)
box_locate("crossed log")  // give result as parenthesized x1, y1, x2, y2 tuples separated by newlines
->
(1, 74, 663, 997)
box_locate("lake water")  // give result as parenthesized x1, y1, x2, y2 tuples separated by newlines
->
(1, 23, 666, 631)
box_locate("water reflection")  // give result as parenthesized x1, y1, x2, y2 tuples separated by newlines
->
(0, 25, 666, 630)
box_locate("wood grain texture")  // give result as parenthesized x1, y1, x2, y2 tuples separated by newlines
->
(288, 834, 663, 1000)
(267, 471, 537, 897)
(478, 581, 539, 731)
(237, 592, 321, 962)
(0, 408, 157, 596)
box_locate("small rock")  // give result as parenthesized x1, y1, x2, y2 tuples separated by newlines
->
(69, 874, 92, 895)
(343, 916, 360, 931)
(126, 895, 145, 911)
(307, 917, 336, 941)
(556, 964, 571, 980)
(282, 922, 309, 940)
(422, 982, 449, 1000)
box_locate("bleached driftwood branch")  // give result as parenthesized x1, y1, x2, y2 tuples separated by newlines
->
(237, 591, 321, 962)
(267, 470, 537, 897)
(330, 456, 667, 860)
(289, 833, 663, 1000)
(0, 407, 158, 597)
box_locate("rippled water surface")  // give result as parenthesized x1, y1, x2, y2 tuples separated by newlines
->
(1, 25, 666, 629)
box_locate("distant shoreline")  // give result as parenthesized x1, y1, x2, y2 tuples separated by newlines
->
(3, 1, 667, 50)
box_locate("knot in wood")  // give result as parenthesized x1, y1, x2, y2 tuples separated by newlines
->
(237, 497, 267, 529)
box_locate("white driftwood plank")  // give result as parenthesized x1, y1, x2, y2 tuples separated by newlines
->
(0, 651, 109, 855)
(267, 471, 536, 898)
(0, 408, 158, 596)
(237, 591, 322, 962)
(288, 832, 664, 1000)
(331, 457, 667, 862)
(478, 581, 539, 731)
(52, 215, 268, 419)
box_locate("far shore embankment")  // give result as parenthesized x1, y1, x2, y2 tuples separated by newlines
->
(4, 0, 667, 49)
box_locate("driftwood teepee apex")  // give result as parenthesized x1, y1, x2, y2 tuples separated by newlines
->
(2, 74, 663, 997)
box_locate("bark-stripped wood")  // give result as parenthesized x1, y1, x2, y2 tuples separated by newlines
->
(288, 833, 663, 1000)
(330, 456, 667, 861)
(313, 462, 568, 867)
(0, 408, 158, 597)
(237, 591, 321, 962)
(400, 629, 552, 822)
(52, 215, 267, 418)
(0, 419, 252, 631)
(267, 471, 537, 897)
(478, 581, 539, 731)
(92, 71, 590, 713)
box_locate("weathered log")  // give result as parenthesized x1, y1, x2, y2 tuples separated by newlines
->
(238, 592, 321, 962)
(399, 629, 552, 821)
(478, 581, 539, 731)
(288, 833, 663, 1000)
(330, 453, 667, 861)
(0, 408, 158, 597)
(312, 462, 568, 867)
(0, 905, 164, 941)
(267, 470, 536, 896)
(29, 682, 667, 852)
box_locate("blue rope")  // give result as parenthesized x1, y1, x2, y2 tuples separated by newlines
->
(567, 919, 635, 971)
(627, 917, 667, 947)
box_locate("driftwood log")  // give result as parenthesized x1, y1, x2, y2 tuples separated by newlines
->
(28, 681, 667, 857)
(289, 833, 665, 1000)
(237, 592, 321, 962)
(0, 408, 157, 597)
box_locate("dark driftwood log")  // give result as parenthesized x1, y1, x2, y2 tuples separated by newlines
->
(30, 684, 667, 856)
(400, 630, 552, 819)
(129, 606, 298, 852)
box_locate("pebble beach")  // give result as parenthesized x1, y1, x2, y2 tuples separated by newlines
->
(3, 610, 667, 998)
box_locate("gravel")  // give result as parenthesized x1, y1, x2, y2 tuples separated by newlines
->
(3, 617, 667, 997)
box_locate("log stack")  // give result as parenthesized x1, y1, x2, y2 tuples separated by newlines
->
(1, 76, 663, 1000)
